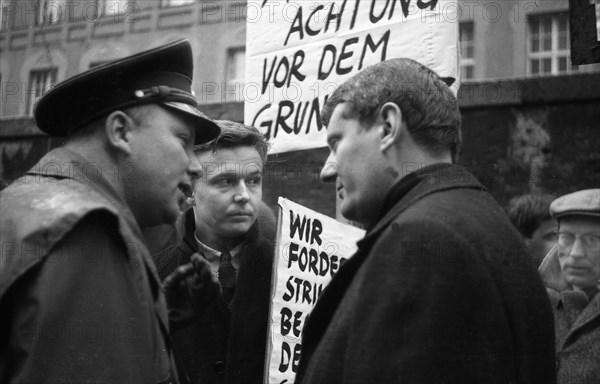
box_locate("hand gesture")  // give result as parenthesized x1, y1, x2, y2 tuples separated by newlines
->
(163, 253, 221, 331)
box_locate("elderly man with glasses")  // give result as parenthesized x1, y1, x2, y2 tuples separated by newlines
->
(539, 189, 600, 384)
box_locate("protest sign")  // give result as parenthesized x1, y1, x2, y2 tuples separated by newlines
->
(265, 197, 365, 384)
(245, 0, 460, 153)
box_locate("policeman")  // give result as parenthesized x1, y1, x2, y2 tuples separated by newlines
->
(0, 39, 219, 383)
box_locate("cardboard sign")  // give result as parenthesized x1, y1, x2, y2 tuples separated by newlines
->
(245, 0, 460, 153)
(265, 197, 366, 384)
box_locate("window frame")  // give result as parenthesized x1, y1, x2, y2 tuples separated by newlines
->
(225, 47, 246, 87)
(459, 21, 475, 81)
(1, 0, 10, 31)
(527, 11, 578, 76)
(26, 68, 58, 116)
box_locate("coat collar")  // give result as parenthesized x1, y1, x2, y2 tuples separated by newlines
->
(359, 163, 486, 250)
(28, 148, 164, 296)
(570, 292, 600, 330)
(561, 291, 600, 348)
(26, 147, 143, 243)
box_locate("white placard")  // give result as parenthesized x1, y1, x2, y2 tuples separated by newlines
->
(265, 197, 365, 384)
(245, 0, 460, 154)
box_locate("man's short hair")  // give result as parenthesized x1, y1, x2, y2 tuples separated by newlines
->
(507, 193, 556, 238)
(69, 104, 154, 141)
(194, 120, 269, 164)
(321, 58, 461, 162)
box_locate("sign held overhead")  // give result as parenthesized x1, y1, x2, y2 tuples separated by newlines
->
(245, 0, 460, 154)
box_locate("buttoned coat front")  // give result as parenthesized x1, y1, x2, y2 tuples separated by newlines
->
(295, 164, 557, 384)
(0, 148, 176, 384)
(152, 204, 276, 384)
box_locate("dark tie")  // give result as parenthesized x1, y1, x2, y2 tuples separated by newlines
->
(218, 252, 237, 309)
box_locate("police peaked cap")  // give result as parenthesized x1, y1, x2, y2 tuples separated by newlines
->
(34, 39, 220, 145)
(550, 189, 600, 219)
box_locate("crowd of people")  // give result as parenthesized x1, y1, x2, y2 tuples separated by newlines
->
(0, 39, 598, 384)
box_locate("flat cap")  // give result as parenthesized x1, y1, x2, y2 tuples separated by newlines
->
(550, 189, 600, 219)
(34, 39, 219, 144)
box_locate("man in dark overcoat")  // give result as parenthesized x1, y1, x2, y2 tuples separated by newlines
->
(152, 121, 275, 384)
(0, 40, 220, 383)
(295, 58, 557, 384)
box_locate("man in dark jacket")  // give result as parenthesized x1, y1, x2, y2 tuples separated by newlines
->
(0, 40, 220, 383)
(295, 58, 556, 384)
(152, 121, 275, 384)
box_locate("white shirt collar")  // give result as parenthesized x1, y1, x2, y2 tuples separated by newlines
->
(194, 232, 242, 275)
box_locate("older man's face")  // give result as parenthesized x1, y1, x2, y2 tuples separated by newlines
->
(124, 105, 200, 228)
(557, 216, 600, 289)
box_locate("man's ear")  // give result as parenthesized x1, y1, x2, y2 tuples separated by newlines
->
(104, 110, 135, 155)
(378, 102, 403, 152)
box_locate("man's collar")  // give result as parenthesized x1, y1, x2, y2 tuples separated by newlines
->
(369, 163, 454, 230)
(194, 232, 242, 257)
(194, 232, 242, 270)
(360, 163, 485, 245)
(26, 147, 142, 239)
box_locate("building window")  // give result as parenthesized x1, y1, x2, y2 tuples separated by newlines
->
(459, 21, 475, 80)
(26, 69, 57, 116)
(226, 47, 245, 86)
(37, 0, 66, 25)
(596, 2, 600, 42)
(161, 0, 194, 7)
(1, 0, 9, 31)
(528, 12, 578, 76)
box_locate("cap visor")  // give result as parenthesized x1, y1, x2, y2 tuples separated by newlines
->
(162, 101, 220, 144)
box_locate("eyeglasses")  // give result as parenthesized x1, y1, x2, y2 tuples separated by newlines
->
(557, 231, 600, 251)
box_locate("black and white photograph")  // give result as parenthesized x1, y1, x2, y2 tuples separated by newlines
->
(1, 1, 599, 383)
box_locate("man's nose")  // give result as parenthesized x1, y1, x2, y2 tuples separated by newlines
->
(187, 153, 202, 180)
(320, 152, 337, 183)
(569, 236, 586, 258)
(234, 181, 250, 203)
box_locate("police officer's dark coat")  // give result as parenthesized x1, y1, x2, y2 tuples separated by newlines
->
(295, 163, 557, 384)
(0, 148, 176, 383)
(152, 204, 276, 384)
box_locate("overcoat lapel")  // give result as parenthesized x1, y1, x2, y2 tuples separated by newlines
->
(563, 293, 600, 348)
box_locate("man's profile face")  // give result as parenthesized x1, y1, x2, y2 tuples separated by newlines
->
(557, 216, 600, 289)
(125, 105, 199, 227)
(321, 103, 389, 226)
(192, 146, 263, 245)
